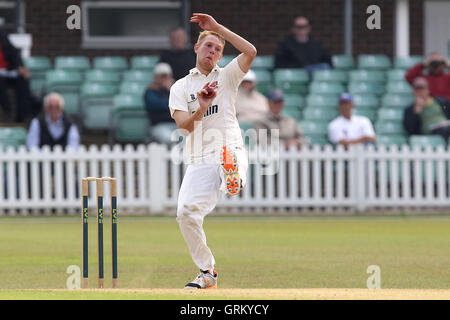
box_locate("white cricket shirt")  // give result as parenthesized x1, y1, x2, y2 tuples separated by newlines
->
(328, 115, 375, 144)
(169, 57, 246, 164)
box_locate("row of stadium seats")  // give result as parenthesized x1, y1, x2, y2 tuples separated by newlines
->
(22, 54, 422, 144)
(0, 124, 446, 151)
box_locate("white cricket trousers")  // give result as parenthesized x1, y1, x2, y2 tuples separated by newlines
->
(176, 146, 248, 271)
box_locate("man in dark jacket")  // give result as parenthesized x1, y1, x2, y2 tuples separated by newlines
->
(403, 77, 450, 143)
(274, 17, 332, 77)
(159, 27, 196, 81)
(27, 92, 80, 150)
(144, 62, 177, 144)
(0, 30, 34, 122)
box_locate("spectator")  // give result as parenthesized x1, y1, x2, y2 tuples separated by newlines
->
(328, 93, 376, 147)
(405, 52, 450, 101)
(253, 89, 306, 150)
(159, 27, 196, 81)
(0, 30, 36, 122)
(403, 77, 450, 143)
(235, 70, 269, 124)
(274, 16, 332, 77)
(27, 92, 80, 150)
(144, 62, 177, 144)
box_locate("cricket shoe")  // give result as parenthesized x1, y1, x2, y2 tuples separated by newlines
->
(184, 269, 218, 289)
(220, 146, 241, 196)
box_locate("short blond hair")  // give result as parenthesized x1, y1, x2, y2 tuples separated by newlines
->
(197, 31, 225, 49)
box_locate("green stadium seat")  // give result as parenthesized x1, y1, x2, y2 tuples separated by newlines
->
(386, 69, 406, 82)
(353, 109, 377, 122)
(348, 81, 384, 95)
(409, 135, 446, 149)
(283, 94, 304, 109)
(251, 56, 274, 70)
(393, 56, 423, 69)
(303, 107, 338, 121)
(29, 78, 46, 95)
(377, 108, 404, 122)
(376, 135, 407, 147)
(305, 94, 339, 108)
(122, 70, 153, 83)
(375, 121, 405, 135)
(24, 56, 51, 71)
(352, 94, 379, 109)
(381, 93, 413, 109)
(312, 70, 347, 83)
(253, 69, 272, 94)
(80, 83, 117, 129)
(119, 82, 148, 95)
(349, 70, 385, 83)
(93, 56, 128, 71)
(85, 69, 121, 85)
(282, 108, 302, 120)
(0, 127, 27, 149)
(306, 135, 330, 146)
(55, 56, 90, 72)
(24, 57, 52, 95)
(298, 121, 328, 136)
(110, 94, 150, 143)
(386, 81, 412, 95)
(45, 70, 83, 92)
(274, 69, 309, 94)
(218, 55, 234, 67)
(60, 92, 81, 116)
(332, 55, 355, 70)
(357, 54, 391, 70)
(309, 82, 345, 95)
(130, 56, 159, 70)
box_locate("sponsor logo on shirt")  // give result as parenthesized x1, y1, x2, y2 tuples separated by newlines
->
(191, 104, 219, 118)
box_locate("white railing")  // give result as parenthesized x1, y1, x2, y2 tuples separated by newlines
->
(0, 143, 449, 215)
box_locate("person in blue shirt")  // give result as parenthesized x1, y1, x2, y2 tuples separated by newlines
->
(144, 62, 177, 144)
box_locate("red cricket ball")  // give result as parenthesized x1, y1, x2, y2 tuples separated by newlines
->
(204, 87, 214, 97)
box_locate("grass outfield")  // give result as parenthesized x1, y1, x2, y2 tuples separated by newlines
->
(1, 215, 450, 299)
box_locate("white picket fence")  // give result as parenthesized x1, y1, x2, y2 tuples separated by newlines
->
(0, 143, 449, 215)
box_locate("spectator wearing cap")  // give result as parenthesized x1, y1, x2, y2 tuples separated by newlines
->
(405, 53, 450, 101)
(328, 93, 376, 147)
(235, 70, 269, 124)
(253, 89, 306, 150)
(274, 16, 332, 78)
(144, 62, 177, 144)
(159, 27, 196, 81)
(403, 77, 450, 143)
(26, 92, 80, 150)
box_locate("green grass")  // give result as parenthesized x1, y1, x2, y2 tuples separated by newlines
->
(1, 215, 450, 297)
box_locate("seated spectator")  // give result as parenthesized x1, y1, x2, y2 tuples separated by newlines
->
(0, 30, 36, 122)
(253, 89, 306, 150)
(405, 53, 450, 101)
(403, 77, 450, 143)
(236, 70, 269, 124)
(159, 27, 196, 81)
(274, 16, 331, 78)
(27, 92, 80, 150)
(144, 62, 177, 144)
(328, 93, 376, 147)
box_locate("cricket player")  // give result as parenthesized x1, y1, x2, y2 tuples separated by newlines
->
(169, 13, 256, 289)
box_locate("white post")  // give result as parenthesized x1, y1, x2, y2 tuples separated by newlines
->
(148, 143, 166, 213)
(395, 0, 410, 57)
